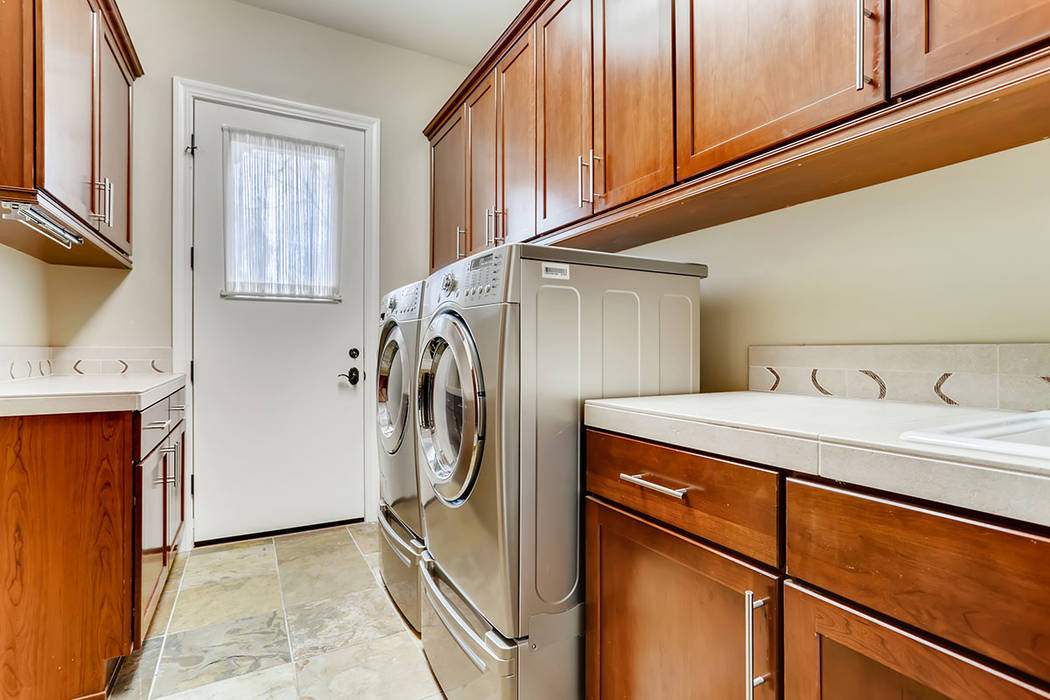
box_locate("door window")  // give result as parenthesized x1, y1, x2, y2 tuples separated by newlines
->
(221, 127, 344, 302)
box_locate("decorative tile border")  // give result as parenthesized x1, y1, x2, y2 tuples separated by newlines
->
(749, 344, 1050, 411)
(0, 346, 172, 383)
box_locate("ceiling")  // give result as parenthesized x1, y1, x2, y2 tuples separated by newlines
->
(234, 0, 524, 66)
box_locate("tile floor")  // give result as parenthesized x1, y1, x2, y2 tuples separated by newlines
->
(111, 522, 442, 700)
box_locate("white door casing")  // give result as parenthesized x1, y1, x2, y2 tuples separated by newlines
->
(172, 79, 381, 544)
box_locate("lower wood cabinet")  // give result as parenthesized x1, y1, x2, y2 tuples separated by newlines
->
(585, 428, 1050, 700)
(585, 497, 779, 700)
(784, 581, 1050, 699)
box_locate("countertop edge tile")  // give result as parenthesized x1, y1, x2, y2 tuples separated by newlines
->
(584, 392, 1050, 526)
(0, 374, 187, 416)
(583, 403, 821, 475)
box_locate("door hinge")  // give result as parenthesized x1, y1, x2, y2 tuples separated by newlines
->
(185, 133, 197, 156)
(190, 245, 195, 270)
(190, 474, 194, 496)
(190, 360, 194, 383)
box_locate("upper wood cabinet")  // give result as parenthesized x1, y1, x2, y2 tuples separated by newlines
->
(98, 16, 134, 255)
(891, 0, 1050, 96)
(784, 582, 1050, 699)
(0, 0, 142, 268)
(586, 497, 780, 700)
(592, 0, 675, 210)
(536, 0, 594, 234)
(40, 0, 99, 226)
(430, 107, 467, 270)
(496, 27, 537, 244)
(675, 0, 888, 180)
(466, 71, 498, 256)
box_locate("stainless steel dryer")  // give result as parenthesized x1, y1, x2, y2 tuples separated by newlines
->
(376, 280, 426, 631)
(415, 245, 708, 698)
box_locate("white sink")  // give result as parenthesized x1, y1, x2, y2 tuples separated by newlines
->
(901, 411, 1050, 460)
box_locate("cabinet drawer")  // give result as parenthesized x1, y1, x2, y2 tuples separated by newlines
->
(786, 478, 1050, 684)
(136, 396, 170, 461)
(585, 429, 780, 566)
(168, 387, 186, 425)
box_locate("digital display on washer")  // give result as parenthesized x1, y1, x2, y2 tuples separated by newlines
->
(469, 253, 494, 270)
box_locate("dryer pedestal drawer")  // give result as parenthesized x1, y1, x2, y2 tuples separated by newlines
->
(585, 429, 780, 566)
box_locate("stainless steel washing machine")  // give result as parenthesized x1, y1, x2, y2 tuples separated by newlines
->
(415, 245, 707, 698)
(376, 280, 426, 631)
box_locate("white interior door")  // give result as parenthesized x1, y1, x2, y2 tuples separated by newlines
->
(192, 99, 367, 541)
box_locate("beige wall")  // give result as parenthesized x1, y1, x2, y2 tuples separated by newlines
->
(0, 246, 49, 346)
(629, 139, 1050, 393)
(45, 0, 467, 346)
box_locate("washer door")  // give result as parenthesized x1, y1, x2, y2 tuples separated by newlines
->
(377, 322, 411, 454)
(417, 311, 485, 505)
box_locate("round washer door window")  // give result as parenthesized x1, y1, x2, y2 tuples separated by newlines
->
(376, 322, 410, 454)
(416, 312, 484, 505)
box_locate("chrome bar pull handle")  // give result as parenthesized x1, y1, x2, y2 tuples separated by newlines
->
(589, 149, 603, 201)
(855, 0, 875, 90)
(485, 208, 494, 246)
(106, 177, 114, 227)
(493, 209, 505, 244)
(577, 155, 585, 208)
(145, 419, 172, 431)
(455, 226, 466, 259)
(745, 590, 771, 700)
(90, 180, 107, 221)
(618, 473, 688, 499)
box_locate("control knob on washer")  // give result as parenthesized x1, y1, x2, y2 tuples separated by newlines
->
(441, 273, 457, 292)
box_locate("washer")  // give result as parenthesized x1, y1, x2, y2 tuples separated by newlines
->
(376, 279, 426, 631)
(415, 245, 708, 698)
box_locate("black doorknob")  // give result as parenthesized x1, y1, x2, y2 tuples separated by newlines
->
(348, 347, 360, 359)
(338, 367, 360, 386)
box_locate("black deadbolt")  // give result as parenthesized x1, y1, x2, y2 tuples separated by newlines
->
(348, 347, 360, 359)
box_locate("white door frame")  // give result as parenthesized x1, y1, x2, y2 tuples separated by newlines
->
(171, 77, 382, 545)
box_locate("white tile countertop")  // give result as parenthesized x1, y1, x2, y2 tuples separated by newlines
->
(0, 373, 186, 417)
(585, 392, 1050, 527)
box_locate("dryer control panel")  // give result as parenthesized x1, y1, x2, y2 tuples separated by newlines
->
(380, 280, 423, 322)
(425, 247, 509, 314)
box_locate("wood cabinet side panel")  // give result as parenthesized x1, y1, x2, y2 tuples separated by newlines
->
(0, 0, 34, 188)
(0, 412, 132, 700)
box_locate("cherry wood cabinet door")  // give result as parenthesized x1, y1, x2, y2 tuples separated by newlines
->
(675, 0, 888, 180)
(585, 497, 779, 700)
(466, 71, 497, 255)
(891, 0, 1050, 96)
(98, 21, 133, 255)
(536, 0, 593, 234)
(592, 0, 674, 211)
(496, 27, 536, 245)
(39, 0, 99, 225)
(784, 582, 1050, 699)
(430, 107, 467, 271)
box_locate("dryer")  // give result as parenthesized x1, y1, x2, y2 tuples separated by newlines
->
(376, 279, 426, 631)
(415, 245, 708, 698)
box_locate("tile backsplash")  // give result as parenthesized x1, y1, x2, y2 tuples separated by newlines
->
(749, 344, 1050, 411)
(0, 346, 172, 383)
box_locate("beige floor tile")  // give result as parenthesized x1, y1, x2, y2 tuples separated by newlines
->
(169, 573, 282, 633)
(348, 521, 380, 555)
(182, 540, 277, 589)
(296, 631, 440, 700)
(275, 527, 355, 564)
(109, 638, 162, 700)
(153, 611, 291, 697)
(195, 535, 275, 555)
(278, 549, 377, 606)
(146, 587, 178, 640)
(154, 662, 297, 700)
(286, 586, 403, 660)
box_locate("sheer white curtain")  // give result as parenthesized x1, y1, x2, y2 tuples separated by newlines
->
(222, 127, 344, 301)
